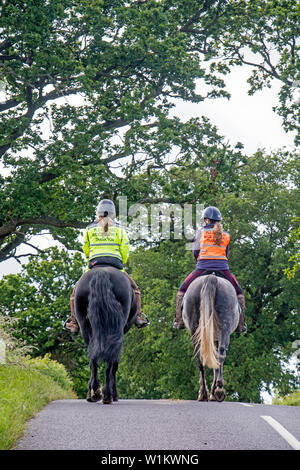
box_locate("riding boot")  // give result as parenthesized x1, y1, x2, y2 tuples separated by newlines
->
(134, 288, 150, 329)
(122, 271, 149, 328)
(173, 291, 185, 329)
(63, 286, 79, 334)
(236, 294, 247, 333)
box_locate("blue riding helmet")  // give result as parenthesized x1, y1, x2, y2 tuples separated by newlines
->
(203, 206, 222, 221)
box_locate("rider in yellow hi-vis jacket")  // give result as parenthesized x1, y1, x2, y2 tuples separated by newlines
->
(82, 220, 129, 271)
(64, 199, 149, 333)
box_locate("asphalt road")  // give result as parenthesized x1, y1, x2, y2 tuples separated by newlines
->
(14, 399, 300, 451)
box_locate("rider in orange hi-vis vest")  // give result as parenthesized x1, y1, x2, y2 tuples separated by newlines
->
(173, 206, 247, 333)
(198, 228, 230, 261)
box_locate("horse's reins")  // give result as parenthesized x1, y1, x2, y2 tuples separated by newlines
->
(139, 285, 171, 308)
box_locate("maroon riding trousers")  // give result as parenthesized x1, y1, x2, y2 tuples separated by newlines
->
(179, 269, 243, 295)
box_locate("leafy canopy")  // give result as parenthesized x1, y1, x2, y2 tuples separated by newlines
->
(1, 0, 299, 262)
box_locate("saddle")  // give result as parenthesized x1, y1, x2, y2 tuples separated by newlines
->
(199, 270, 227, 279)
(181, 270, 234, 312)
(88, 256, 123, 270)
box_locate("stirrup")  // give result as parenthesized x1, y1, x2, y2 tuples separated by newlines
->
(135, 313, 150, 329)
(63, 317, 79, 333)
(63, 317, 72, 331)
(173, 319, 185, 330)
(236, 323, 247, 334)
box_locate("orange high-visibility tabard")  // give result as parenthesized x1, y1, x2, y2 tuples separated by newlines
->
(197, 228, 230, 261)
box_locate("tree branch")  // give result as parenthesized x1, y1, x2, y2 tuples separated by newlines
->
(0, 98, 21, 112)
(180, 0, 222, 33)
(0, 230, 26, 262)
(0, 216, 86, 241)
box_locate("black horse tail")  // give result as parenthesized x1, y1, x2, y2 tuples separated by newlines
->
(87, 270, 124, 364)
(193, 274, 219, 369)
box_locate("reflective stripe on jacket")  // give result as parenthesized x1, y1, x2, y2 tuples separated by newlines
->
(82, 222, 129, 265)
(197, 228, 230, 261)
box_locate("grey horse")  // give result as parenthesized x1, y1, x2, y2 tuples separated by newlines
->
(182, 273, 239, 402)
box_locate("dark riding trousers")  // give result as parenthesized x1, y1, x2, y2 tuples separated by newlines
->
(179, 269, 243, 295)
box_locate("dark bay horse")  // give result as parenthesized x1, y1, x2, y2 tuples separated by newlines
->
(74, 266, 137, 404)
(182, 274, 239, 402)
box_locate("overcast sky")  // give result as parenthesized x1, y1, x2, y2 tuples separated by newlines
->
(172, 65, 296, 155)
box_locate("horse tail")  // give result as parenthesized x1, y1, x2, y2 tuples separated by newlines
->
(193, 275, 219, 369)
(87, 270, 124, 364)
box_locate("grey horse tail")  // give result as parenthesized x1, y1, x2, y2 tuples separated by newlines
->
(193, 275, 219, 369)
(87, 270, 123, 364)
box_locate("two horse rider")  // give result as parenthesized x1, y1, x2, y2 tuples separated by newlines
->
(64, 200, 246, 335)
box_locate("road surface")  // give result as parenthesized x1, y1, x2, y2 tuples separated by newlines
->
(14, 399, 300, 451)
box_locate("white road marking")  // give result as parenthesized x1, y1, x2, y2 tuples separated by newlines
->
(240, 403, 253, 407)
(261, 415, 300, 450)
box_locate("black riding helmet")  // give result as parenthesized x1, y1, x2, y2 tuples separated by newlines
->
(203, 206, 222, 221)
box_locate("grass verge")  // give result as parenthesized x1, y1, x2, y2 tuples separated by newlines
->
(273, 390, 300, 406)
(0, 354, 76, 450)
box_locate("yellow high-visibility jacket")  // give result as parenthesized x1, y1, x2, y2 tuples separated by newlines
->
(83, 221, 129, 269)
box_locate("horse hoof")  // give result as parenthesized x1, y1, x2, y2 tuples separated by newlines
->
(92, 391, 102, 402)
(87, 388, 102, 402)
(214, 387, 225, 402)
(197, 392, 208, 401)
(102, 397, 113, 405)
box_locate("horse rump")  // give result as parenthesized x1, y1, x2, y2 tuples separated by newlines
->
(87, 269, 124, 364)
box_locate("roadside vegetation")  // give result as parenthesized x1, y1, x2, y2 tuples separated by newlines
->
(0, 319, 76, 450)
(273, 391, 300, 407)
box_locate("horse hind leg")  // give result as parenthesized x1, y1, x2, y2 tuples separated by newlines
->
(210, 343, 226, 402)
(195, 352, 209, 401)
(102, 362, 115, 404)
(103, 361, 119, 404)
(209, 368, 217, 401)
(112, 362, 119, 402)
(87, 359, 102, 403)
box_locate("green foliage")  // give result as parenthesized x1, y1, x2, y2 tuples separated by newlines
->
(273, 390, 300, 406)
(0, 358, 76, 450)
(24, 353, 74, 392)
(284, 217, 300, 280)
(1, 0, 299, 262)
(0, 314, 76, 450)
